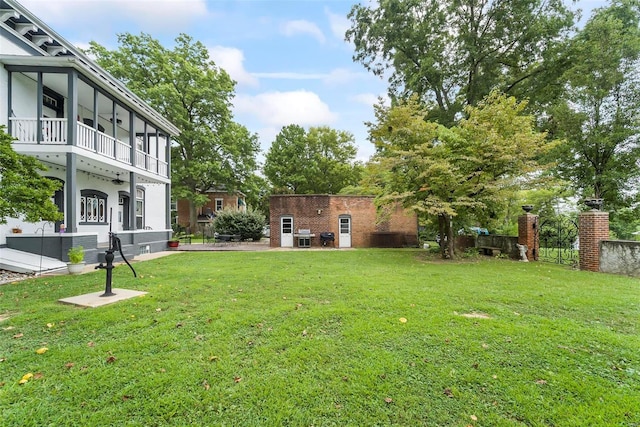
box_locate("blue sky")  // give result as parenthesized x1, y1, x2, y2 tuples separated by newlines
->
(21, 0, 605, 163)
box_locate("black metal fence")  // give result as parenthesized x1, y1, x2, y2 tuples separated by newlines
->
(535, 215, 579, 265)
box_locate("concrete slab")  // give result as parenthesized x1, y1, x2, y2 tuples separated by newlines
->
(58, 288, 147, 308)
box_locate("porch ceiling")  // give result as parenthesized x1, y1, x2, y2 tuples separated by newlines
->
(15, 147, 169, 185)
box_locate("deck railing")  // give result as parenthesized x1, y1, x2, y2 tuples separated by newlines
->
(9, 117, 167, 178)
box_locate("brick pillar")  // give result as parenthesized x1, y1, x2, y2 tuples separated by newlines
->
(579, 210, 609, 272)
(518, 213, 539, 261)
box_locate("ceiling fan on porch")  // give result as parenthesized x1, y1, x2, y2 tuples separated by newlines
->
(112, 173, 124, 185)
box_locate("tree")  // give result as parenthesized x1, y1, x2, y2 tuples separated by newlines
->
(346, 0, 575, 125)
(546, 0, 640, 230)
(0, 126, 62, 224)
(368, 92, 551, 258)
(89, 34, 260, 228)
(264, 125, 363, 194)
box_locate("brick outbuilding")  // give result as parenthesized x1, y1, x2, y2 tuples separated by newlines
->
(269, 195, 418, 248)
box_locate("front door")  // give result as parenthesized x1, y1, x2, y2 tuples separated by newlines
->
(281, 216, 294, 247)
(339, 216, 351, 248)
(53, 188, 64, 232)
(118, 194, 130, 231)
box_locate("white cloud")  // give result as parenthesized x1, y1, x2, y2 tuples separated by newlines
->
(252, 72, 327, 80)
(234, 90, 337, 127)
(251, 68, 363, 85)
(323, 68, 362, 85)
(352, 93, 389, 107)
(208, 46, 259, 88)
(325, 7, 351, 41)
(280, 20, 326, 44)
(20, 0, 209, 35)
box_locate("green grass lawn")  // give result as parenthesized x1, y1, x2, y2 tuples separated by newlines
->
(1, 250, 638, 426)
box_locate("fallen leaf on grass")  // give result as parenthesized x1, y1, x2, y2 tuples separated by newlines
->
(384, 397, 393, 404)
(33, 373, 43, 380)
(202, 380, 210, 390)
(399, 317, 407, 323)
(536, 379, 547, 385)
(122, 395, 133, 401)
(106, 356, 117, 364)
(0, 358, 6, 363)
(470, 415, 478, 421)
(87, 341, 95, 347)
(13, 333, 23, 339)
(155, 308, 162, 312)
(46, 323, 54, 328)
(35, 347, 48, 354)
(234, 376, 242, 383)
(65, 363, 75, 369)
(443, 388, 454, 398)
(19, 373, 33, 384)
(209, 356, 219, 362)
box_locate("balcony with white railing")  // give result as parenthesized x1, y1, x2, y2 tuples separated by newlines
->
(9, 117, 168, 179)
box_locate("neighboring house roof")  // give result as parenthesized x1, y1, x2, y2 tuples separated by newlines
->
(0, 0, 180, 135)
(203, 186, 246, 197)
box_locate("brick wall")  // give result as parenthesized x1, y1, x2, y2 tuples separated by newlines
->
(579, 210, 609, 272)
(269, 195, 418, 248)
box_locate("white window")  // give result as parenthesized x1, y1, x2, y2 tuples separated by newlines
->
(215, 198, 223, 211)
(136, 188, 145, 229)
(80, 190, 107, 224)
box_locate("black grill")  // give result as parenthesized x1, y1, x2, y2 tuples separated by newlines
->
(320, 232, 335, 246)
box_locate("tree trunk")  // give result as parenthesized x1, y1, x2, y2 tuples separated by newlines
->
(438, 214, 455, 259)
(445, 214, 455, 260)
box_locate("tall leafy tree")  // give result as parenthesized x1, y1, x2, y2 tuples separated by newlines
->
(0, 126, 62, 224)
(546, 0, 640, 232)
(264, 125, 363, 194)
(89, 34, 260, 227)
(368, 92, 551, 258)
(346, 0, 575, 124)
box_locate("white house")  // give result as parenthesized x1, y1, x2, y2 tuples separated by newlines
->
(0, 0, 180, 265)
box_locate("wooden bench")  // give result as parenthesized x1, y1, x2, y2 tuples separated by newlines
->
(478, 246, 501, 256)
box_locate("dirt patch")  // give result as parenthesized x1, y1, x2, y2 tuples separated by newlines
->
(0, 313, 12, 322)
(459, 312, 491, 319)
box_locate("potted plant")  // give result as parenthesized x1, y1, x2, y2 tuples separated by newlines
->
(67, 245, 85, 274)
(168, 232, 182, 248)
(11, 225, 22, 234)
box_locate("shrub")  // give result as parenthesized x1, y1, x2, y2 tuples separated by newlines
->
(212, 209, 265, 241)
(67, 246, 84, 264)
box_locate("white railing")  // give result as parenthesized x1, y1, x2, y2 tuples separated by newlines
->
(10, 117, 168, 178)
(135, 150, 147, 170)
(96, 132, 115, 158)
(158, 160, 168, 177)
(116, 140, 131, 164)
(77, 121, 94, 150)
(9, 117, 67, 144)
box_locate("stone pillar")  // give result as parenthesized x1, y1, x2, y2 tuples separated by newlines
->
(579, 210, 609, 272)
(518, 213, 539, 261)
